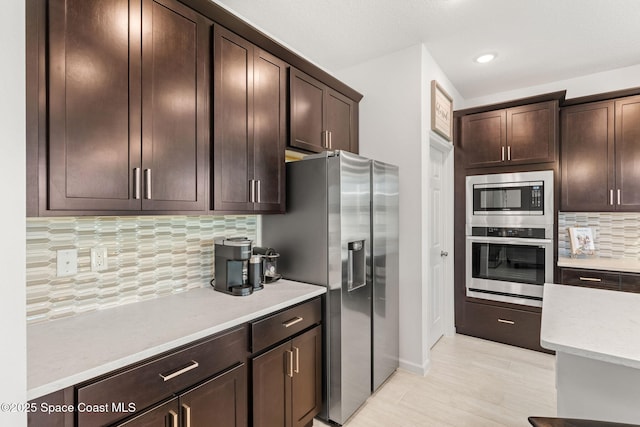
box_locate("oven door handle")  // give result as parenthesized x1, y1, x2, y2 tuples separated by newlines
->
(466, 236, 552, 246)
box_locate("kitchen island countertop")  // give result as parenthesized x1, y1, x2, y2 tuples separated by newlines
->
(27, 280, 325, 400)
(540, 282, 640, 423)
(540, 282, 640, 369)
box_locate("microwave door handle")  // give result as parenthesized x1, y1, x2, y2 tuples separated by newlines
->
(467, 236, 552, 245)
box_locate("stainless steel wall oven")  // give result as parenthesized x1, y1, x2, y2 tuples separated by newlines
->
(465, 171, 554, 307)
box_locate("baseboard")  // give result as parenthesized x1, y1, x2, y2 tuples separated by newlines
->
(399, 356, 431, 376)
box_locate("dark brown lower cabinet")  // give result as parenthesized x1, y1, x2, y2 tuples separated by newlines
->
(559, 267, 640, 294)
(620, 273, 640, 293)
(460, 301, 546, 353)
(252, 325, 322, 427)
(116, 364, 247, 427)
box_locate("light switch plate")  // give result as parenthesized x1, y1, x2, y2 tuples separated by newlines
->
(57, 249, 78, 277)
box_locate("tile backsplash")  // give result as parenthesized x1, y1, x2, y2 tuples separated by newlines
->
(26, 215, 257, 324)
(558, 212, 640, 259)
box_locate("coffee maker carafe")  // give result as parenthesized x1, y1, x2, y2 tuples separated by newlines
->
(213, 237, 253, 296)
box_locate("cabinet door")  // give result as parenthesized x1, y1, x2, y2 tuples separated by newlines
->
(212, 25, 254, 211)
(615, 95, 640, 211)
(461, 110, 506, 168)
(48, 0, 141, 211)
(181, 364, 248, 427)
(291, 326, 322, 427)
(115, 398, 180, 426)
(290, 69, 325, 153)
(252, 341, 292, 427)
(140, 0, 209, 211)
(253, 49, 287, 212)
(506, 101, 557, 165)
(560, 101, 615, 211)
(326, 88, 357, 153)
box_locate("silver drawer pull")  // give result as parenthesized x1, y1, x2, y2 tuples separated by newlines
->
(579, 277, 602, 282)
(159, 360, 199, 382)
(282, 316, 303, 328)
(498, 319, 515, 325)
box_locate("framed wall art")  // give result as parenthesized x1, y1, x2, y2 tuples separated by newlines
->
(431, 80, 453, 141)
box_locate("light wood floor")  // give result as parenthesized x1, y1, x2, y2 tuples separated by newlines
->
(315, 334, 557, 427)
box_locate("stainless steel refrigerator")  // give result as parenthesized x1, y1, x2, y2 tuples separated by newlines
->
(262, 150, 399, 425)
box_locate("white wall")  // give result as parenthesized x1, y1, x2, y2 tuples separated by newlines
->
(337, 44, 463, 374)
(338, 44, 427, 373)
(464, 63, 640, 108)
(1, 0, 27, 426)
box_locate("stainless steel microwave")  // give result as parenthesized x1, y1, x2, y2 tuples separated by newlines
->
(466, 170, 554, 230)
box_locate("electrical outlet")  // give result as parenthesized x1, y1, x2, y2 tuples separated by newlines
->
(57, 249, 78, 277)
(91, 247, 108, 272)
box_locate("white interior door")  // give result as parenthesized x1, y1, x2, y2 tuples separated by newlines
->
(428, 143, 449, 348)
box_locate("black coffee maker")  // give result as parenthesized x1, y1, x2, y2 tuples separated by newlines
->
(213, 237, 253, 296)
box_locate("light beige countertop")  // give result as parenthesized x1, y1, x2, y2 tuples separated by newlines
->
(557, 256, 640, 273)
(27, 280, 325, 400)
(540, 283, 640, 369)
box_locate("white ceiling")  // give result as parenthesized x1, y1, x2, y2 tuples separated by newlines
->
(212, 0, 640, 99)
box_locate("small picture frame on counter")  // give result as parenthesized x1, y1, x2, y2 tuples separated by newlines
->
(568, 227, 595, 257)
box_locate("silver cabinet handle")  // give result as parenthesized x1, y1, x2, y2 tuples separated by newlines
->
(293, 346, 300, 374)
(440, 251, 449, 257)
(282, 316, 303, 328)
(159, 360, 199, 382)
(618, 189, 621, 205)
(498, 318, 515, 325)
(249, 179, 255, 203)
(286, 350, 294, 378)
(322, 130, 328, 149)
(133, 168, 141, 200)
(144, 169, 151, 199)
(501, 146, 505, 161)
(507, 145, 511, 161)
(169, 410, 179, 427)
(256, 180, 261, 203)
(182, 404, 191, 427)
(610, 189, 614, 205)
(328, 131, 332, 150)
(579, 277, 602, 282)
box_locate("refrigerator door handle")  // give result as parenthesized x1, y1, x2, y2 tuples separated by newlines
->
(347, 240, 366, 292)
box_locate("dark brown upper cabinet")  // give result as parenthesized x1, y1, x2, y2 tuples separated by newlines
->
(290, 68, 358, 154)
(561, 95, 640, 211)
(212, 25, 286, 213)
(462, 101, 557, 168)
(43, 0, 210, 214)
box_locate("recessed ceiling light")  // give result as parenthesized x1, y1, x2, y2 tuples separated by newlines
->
(475, 53, 496, 64)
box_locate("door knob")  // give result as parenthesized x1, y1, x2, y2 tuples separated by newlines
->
(440, 251, 449, 257)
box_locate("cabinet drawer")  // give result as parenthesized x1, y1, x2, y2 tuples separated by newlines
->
(251, 298, 321, 353)
(621, 273, 640, 293)
(76, 326, 246, 426)
(462, 302, 544, 352)
(559, 268, 620, 290)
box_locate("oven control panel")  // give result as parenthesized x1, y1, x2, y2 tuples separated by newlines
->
(471, 227, 546, 239)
